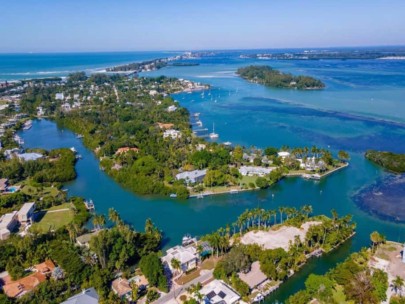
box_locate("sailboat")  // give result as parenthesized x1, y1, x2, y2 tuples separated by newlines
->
(209, 123, 219, 139)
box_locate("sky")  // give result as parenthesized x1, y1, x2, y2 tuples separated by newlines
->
(1, 0, 405, 52)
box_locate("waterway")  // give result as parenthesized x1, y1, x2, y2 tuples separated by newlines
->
(18, 52, 405, 303)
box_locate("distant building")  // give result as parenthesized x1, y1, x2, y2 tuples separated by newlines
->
(167, 105, 177, 112)
(176, 169, 207, 184)
(16, 153, 43, 162)
(0, 178, 9, 192)
(17, 202, 36, 224)
(238, 166, 274, 177)
(157, 122, 174, 130)
(199, 279, 240, 304)
(115, 147, 139, 155)
(55, 93, 64, 100)
(111, 278, 131, 299)
(163, 129, 182, 140)
(61, 103, 71, 112)
(61, 288, 99, 304)
(277, 151, 290, 160)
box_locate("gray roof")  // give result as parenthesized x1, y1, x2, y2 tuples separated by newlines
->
(61, 288, 99, 304)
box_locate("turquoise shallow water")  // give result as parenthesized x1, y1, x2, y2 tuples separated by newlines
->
(15, 52, 405, 303)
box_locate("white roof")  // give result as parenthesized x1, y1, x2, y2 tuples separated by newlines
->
(176, 169, 207, 181)
(200, 279, 240, 304)
(239, 166, 274, 175)
(162, 245, 197, 265)
(0, 211, 17, 230)
(277, 151, 290, 157)
(17, 153, 43, 161)
(18, 202, 35, 215)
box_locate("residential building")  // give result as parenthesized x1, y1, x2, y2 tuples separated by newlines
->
(0, 211, 18, 240)
(161, 244, 199, 273)
(17, 202, 36, 224)
(55, 93, 64, 100)
(238, 261, 267, 290)
(163, 129, 182, 139)
(0, 178, 8, 192)
(176, 169, 207, 184)
(61, 288, 99, 304)
(167, 105, 177, 112)
(277, 151, 290, 160)
(61, 103, 71, 112)
(157, 122, 174, 129)
(76, 231, 101, 248)
(238, 166, 275, 177)
(115, 147, 139, 155)
(200, 279, 240, 304)
(16, 153, 43, 162)
(111, 278, 131, 299)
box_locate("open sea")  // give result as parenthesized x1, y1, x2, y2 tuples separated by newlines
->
(5, 49, 405, 303)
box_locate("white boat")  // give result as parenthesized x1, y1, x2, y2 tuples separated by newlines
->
(76, 134, 84, 139)
(70, 147, 77, 153)
(169, 193, 177, 198)
(223, 141, 232, 146)
(23, 120, 32, 130)
(209, 123, 219, 139)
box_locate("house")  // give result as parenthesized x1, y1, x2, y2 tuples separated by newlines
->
(238, 166, 274, 177)
(61, 103, 71, 112)
(238, 261, 267, 290)
(0, 211, 18, 240)
(2, 272, 47, 298)
(17, 202, 35, 224)
(111, 278, 132, 299)
(55, 93, 64, 100)
(76, 231, 101, 248)
(277, 151, 290, 160)
(115, 147, 139, 155)
(157, 122, 174, 130)
(61, 287, 99, 304)
(163, 129, 182, 140)
(149, 90, 158, 96)
(161, 244, 199, 273)
(167, 105, 177, 112)
(16, 153, 43, 162)
(2, 260, 55, 298)
(176, 169, 207, 184)
(199, 279, 240, 304)
(0, 178, 8, 192)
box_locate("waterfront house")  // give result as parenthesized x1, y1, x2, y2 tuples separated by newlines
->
(111, 278, 132, 299)
(55, 93, 64, 100)
(167, 105, 177, 112)
(76, 230, 101, 248)
(163, 129, 182, 139)
(238, 261, 267, 290)
(61, 288, 99, 304)
(61, 103, 71, 112)
(176, 169, 207, 184)
(0, 211, 18, 240)
(161, 244, 199, 273)
(199, 279, 240, 304)
(238, 166, 275, 177)
(17, 202, 36, 224)
(277, 151, 290, 160)
(16, 153, 43, 162)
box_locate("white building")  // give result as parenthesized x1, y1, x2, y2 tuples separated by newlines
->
(163, 129, 182, 140)
(238, 166, 275, 177)
(167, 105, 177, 112)
(200, 279, 240, 304)
(176, 169, 207, 184)
(161, 244, 199, 273)
(55, 93, 64, 100)
(0, 211, 18, 240)
(17, 202, 36, 224)
(61, 103, 71, 112)
(277, 151, 290, 160)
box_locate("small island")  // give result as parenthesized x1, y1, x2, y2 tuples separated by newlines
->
(237, 65, 325, 90)
(365, 150, 405, 173)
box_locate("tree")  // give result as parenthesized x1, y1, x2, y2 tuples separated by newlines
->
(139, 253, 167, 291)
(92, 214, 106, 231)
(255, 177, 268, 189)
(392, 276, 404, 295)
(130, 282, 140, 302)
(108, 208, 122, 226)
(338, 150, 350, 162)
(370, 231, 385, 251)
(146, 289, 160, 304)
(171, 258, 181, 275)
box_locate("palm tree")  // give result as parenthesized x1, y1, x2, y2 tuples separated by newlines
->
(92, 214, 106, 231)
(130, 282, 139, 302)
(392, 276, 404, 295)
(370, 231, 385, 252)
(171, 258, 181, 275)
(301, 205, 313, 218)
(108, 208, 122, 226)
(66, 223, 77, 243)
(279, 207, 285, 224)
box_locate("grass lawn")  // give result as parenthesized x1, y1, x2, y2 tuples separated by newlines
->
(200, 257, 218, 270)
(46, 203, 71, 211)
(20, 182, 61, 198)
(175, 269, 201, 285)
(32, 205, 74, 233)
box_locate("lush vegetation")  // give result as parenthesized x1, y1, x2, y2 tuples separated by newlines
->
(287, 249, 389, 304)
(365, 150, 405, 173)
(201, 206, 355, 301)
(237, 65, 325, 90)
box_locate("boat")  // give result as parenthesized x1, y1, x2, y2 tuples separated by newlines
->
(223, 141, 232, 146)
(197, 193, 204, 199)
(230, 189, 239, 194)
(84, 199, 95, 211)
(76, 154, 82, 159)
(70, 147, 77, 153)
(182, 234, 196, 246)
(169, 193, 177, 198)
(76, 134, 84, 139)
(209, 123, 219, 139)
(196, 120, 203, 127)
(23, 120, 32, 130)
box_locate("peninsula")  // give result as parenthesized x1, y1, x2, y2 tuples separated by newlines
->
(237, 65, 325, 90)
(365, 150, 405, 173)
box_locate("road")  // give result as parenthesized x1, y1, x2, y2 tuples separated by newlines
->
(153, 270, 213, 304)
